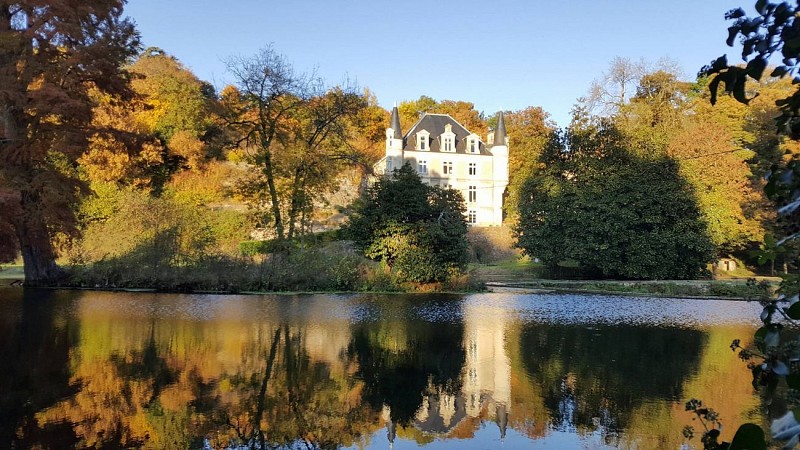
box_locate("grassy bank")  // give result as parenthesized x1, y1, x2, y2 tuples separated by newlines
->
(473, 259, 780, 299)
(485, 278, 777, 299)
(0, 264, 23, 284)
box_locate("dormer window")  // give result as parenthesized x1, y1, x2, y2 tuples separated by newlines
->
(416, 130, 430, 151)
(467, 133, 480, 154)
(441, 123, 456, 153)
(443, 137, 453, 151)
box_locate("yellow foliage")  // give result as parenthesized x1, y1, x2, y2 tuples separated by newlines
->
(168, 130, 205, 171)
(79, 142, 132, 183)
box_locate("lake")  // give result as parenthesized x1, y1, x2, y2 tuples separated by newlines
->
(0, 289, 767, 449)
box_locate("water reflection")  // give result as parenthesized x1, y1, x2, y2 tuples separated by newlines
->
(0, 290, 765, 449)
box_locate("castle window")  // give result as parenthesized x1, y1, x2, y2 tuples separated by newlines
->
(469, 139, 478, 153)
(441, 123, 456, 153)
(418, 135, 427, 150)
(443, 137, 453, 152)
(468, 209, 477, 224)
(468, 185, 476, 203)
(418, 160, 428, 174)
(386, 157, 392, 172)
(468, 163, 477, 176)
(442, 161, 453, 175)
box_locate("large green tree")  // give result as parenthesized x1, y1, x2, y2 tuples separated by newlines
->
(515, 120, 714, 280)
(345, 163, 469, 283)
(0, 1, 140, 284)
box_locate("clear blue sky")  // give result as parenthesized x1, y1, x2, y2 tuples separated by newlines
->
(125, 0, 745, 128)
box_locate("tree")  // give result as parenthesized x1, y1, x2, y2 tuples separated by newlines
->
(223, 46, 367, 241)
(397, 95, 437, 130)
(514, 121, 714, 280)
(585, 57, 647, 116)
(667, 121, 766, 255)
(78, 48, 221, 193)
(688, 4, 800, 448)
(700, 1, 800, 245)
(0, 1, 140, 285)
(612, 68, 769, 257)
(397, 95, 487, 136)
(280, 88, 367, 238)
(345, 163, 469, 283)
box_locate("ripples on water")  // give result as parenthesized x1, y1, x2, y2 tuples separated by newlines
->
(64, 291, 764, 327)
(0, 290, 769, 449)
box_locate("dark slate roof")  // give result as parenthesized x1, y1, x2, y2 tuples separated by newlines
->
(402, 113, 491, 155)
(492, 111, 507, 147)
(389, 106, 402, 139)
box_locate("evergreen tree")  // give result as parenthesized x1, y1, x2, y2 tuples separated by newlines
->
(345, 163, 469, 283)
(514, 121, 714, 279)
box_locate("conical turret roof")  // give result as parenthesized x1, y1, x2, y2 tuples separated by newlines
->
(493, 111, 507, 146)
(390, 106, 402, 139)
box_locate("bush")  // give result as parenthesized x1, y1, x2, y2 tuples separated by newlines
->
(344, 163, 469, 283)
(239, 240, 280, 256)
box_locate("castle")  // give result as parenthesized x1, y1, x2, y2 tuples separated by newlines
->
(375, 107, 509, 226)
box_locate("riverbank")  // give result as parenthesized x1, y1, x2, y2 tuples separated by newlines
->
(0, 265, 23, 284)
(3, 260, 781, 300)
(483, 279, 777, 300)
(472, 260, 780, 300)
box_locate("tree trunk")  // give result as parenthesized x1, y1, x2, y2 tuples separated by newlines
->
(261, 150, 284, 241)
(13, 197, 65, 286)
(7, 183, 68, 288)
(286, 166, 306, 240)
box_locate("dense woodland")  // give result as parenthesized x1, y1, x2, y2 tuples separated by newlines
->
(0, 2, 798, 288)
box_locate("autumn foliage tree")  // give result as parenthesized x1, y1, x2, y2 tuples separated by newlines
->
(79, 48, 219, 191)
(0, 1, 140, 285)
(223, 46, 368, 241)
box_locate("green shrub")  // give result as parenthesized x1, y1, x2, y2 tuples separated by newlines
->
(344, 164, 469, 283)
(239, 240, 275, 256)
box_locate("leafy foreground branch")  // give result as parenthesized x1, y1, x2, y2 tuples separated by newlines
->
(684, 399, 766, 449)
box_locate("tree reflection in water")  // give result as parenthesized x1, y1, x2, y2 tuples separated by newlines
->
(0, 290, 80, 448)
(518, 324, 706, 445)
(348, 313, 466, 426)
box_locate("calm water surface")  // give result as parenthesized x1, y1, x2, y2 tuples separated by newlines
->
(0, 289, 767, 449)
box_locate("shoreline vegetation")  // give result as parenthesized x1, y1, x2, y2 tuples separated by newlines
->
(0, 259, 780, 300)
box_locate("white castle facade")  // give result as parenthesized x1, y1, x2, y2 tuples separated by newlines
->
(375, 107, 509, 226)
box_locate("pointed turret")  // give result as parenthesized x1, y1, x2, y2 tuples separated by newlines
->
(384, 104, 404, 174)
(390, 105, 402, 139)
(387, 420, 396, 449)
(496, 404, 509, 441)
(490, 110, 509, 226)
(493, 110, 507, 146)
